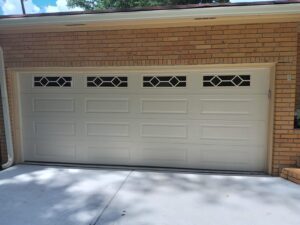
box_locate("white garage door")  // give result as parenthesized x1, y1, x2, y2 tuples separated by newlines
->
(19, 67, 270, 171)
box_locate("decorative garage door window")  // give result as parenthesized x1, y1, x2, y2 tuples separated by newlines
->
(143, 76, 186, 87)
(203, 75, 250, 87)
(34, 76, 72, 87)
(87, 76, 128, 87)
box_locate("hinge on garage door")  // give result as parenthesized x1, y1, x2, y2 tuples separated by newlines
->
(268, 89, 272, 99)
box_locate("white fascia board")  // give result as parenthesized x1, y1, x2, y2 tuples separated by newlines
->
(0, 3, 300, 28)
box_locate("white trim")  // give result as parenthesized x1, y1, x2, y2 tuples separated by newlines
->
(0, 4, 300, 28)
(9, 63, 276, 73)
(13, 63, 274, 172)
(267, 64, 276, 174)
(0, 46, 14, 169)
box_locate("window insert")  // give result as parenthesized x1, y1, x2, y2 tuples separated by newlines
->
(143, 76, 186, 87)
(87, 76, 128, 87)
(34, 76, 72, 87)
(203, 75, 250, 87)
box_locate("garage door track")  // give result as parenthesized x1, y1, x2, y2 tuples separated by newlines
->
(0, 165, 299, 225)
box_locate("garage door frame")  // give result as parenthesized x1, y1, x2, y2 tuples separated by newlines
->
(8, 63, 276, 173)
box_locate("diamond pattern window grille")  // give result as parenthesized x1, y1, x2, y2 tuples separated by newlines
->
(203, 75, 250, 87)
(143, 76, 186, 87)
(87, 76, 128, 87)
(34, 76, 72, 87)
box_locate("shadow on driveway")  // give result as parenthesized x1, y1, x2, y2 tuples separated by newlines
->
(0, 165, 300, 225)
(0, 165, 130, 225)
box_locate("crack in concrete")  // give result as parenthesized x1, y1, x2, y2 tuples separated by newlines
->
(89, 170, 134, 225)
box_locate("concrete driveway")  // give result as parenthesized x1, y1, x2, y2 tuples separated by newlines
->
(0, 165, 299, 225)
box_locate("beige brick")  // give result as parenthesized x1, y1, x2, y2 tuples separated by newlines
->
(0, 22, 299, 176)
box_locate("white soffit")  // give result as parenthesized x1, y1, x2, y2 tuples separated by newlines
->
(0, 4, 300, 28)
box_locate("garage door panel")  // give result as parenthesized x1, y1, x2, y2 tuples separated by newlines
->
(84, 146, 131, 165)
(140, 98, 189, 114)
(21, 97, 74, 115)
(84, 119, 135, 140)
(85, 98, 129, 113)
(24, 142, 77, 162)
(22, 118, 78, 138)
(34, 122, 76, 136)
(86, 122, 130, 137)
(200, 124, 252, 140)
(134, 143, 188, 167)
(199, 99, 251, 115)
(198, 121, 266, 145)
(21, 95, 76, 115)
(33, 98, 75, 113)
(188, 145, 266, 171)
(140, 123, 188, 139)
(141, 148, 187, 163)
(198, 95, 268, 120)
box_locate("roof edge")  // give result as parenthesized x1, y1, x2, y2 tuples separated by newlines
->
(1, 0, 300, 19)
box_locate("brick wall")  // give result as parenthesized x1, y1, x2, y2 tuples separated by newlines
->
(0, 22, 299, 175)
(297, 32, 300, 110)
